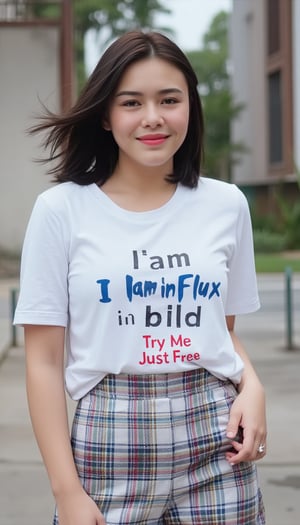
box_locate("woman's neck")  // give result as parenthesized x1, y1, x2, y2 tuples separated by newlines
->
(100, 164, 177, 212)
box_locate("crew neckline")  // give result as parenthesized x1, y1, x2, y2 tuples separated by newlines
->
(88, 182, 188, 221)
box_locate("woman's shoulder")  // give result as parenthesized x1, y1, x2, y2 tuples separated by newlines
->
(28, 183, 96, 226)
(37, 182, 92, 211)
(185, 176, 249, 221)
(196, 176, 246, 205)
(198, 176, 238, 193)
(39, 181, 83, 200)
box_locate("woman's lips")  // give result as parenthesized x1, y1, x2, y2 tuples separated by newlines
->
(137, 134, 169, 146)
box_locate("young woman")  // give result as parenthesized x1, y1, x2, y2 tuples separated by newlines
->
(14, 31, 266, 525)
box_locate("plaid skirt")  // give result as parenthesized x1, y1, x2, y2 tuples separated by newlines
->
(53, 368, 265, 524)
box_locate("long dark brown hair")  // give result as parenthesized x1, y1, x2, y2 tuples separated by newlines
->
(31, 31, 204, 188)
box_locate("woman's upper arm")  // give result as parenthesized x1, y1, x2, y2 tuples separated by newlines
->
(24, 325, 65, 368)
(226, 315, 235, 332)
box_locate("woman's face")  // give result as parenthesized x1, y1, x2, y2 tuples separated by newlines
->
(105, 57, 190, 175)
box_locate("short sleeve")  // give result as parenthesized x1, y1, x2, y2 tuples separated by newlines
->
(14, 194, 69, 326)
(225, 188, 260, 315)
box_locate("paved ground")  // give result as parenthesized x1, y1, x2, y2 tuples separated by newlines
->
(0, 274, 300, 524)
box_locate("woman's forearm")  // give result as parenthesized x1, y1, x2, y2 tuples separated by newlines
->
(226, 315, 264, 392)
(230, 330, 265, 393)
(26, 361, 82, 497)
(225, 316, 267, 463)
(25, 326, 82, 498)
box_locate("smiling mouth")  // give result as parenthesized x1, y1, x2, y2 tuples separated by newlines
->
(137, 134, 169, 146)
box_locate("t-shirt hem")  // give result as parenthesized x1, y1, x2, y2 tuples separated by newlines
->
(225, 299, 260, 316)
(13, 311, 68, 327)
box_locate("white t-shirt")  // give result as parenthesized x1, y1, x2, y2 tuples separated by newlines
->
(14, 178, 260, 400)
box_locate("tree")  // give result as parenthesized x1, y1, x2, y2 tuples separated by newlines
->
(30, 1, 172, 91)
(74, 0, 172, 89)
(186, 11, 244, 181)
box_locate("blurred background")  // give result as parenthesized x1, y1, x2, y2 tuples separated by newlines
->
(0, 3, 300, 525)
(0, 0, 299, 273)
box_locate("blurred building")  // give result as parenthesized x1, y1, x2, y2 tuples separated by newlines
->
(0, 0, 74, 252)
(230, 0, 300, 212)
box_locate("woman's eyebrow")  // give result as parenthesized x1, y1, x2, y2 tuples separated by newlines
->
(115, 88, 184, 97)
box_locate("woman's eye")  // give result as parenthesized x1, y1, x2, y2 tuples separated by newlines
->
(163, 98, 178, 105)
(122, 100, 140, 107)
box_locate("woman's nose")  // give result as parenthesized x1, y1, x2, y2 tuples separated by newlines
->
(141, 104, 164, 127)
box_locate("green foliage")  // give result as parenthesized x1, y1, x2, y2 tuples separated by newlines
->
(253, 230, 287, 254)
(250, 167, 300, 252)
(31, 4, 60, 18)
(186, 11, 244, 181)
(73, 0, 172, 90)
(29, 1, 172, 92)
(250, 205, 281, 254)
(74, 0, 171, 35)
(250, 207, 277, 233)
(274, 168, 300, 250)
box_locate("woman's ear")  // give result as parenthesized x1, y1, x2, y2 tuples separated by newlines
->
(102, 117, 111, 131)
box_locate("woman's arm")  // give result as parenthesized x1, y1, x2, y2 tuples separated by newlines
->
(225, 316, 267, 465)
(24, 325, 105, 524)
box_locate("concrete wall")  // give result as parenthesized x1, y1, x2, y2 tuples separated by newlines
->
(0, 26, 60, 252)
(230, 0, 267, 186)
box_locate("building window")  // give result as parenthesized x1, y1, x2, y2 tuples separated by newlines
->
(267, 0, 280, 54)
(268, 70, 283, 163)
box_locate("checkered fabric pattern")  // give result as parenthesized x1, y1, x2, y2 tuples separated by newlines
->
(53, 369, 265, 524)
